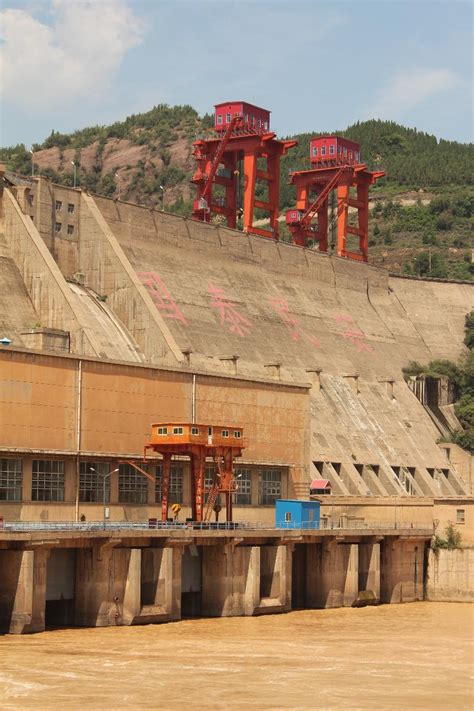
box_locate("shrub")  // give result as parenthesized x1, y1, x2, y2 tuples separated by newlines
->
(435, 212, 454, 231)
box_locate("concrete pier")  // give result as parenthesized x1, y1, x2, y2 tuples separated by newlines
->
(0, 527, 431, 634)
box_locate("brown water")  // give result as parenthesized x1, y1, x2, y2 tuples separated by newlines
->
(0, 603, 472, 710)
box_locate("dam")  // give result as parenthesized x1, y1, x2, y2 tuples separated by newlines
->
(0, 523, 430, 634)
(0, 164, 472, 634)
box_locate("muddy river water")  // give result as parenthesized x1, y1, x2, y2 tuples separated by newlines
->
(0, 602, 472, 710)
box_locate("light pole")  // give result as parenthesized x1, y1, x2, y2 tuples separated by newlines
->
(30, 149, 34, 177)
(71, 161, 77, 188)
(159, 184, 165, 211)
(90, 466, 119, 529)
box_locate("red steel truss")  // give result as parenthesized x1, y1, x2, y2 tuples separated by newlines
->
(143, 423, 246, 523)
(192, 126, 296, 240)
(286, 163, 385, 261)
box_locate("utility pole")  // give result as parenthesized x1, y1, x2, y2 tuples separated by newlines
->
(90, 466, 118, 529)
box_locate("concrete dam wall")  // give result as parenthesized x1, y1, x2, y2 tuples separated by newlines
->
(93, 196, 472, 382)
(1, 181, 472, 502)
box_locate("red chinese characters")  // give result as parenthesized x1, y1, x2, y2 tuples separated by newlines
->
(138, 272, 187, 324)
(269, 296, 321, 348)
(208, 283, 252, 337)
(334, 313, 374, 354)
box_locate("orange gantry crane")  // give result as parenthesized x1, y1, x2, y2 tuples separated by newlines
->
(286, 136, 384, 261)
(141, 422, 246, 523)
(192, 101, 297, 239)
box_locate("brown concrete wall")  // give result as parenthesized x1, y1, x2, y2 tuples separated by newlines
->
(433, 500, 474, 544)
(0, 348, 307, 521)
(80, 360, 189, 455)
(3, 189, 94, 356)
(79, 193, 182, 366)
(195, 374, 309, 478)
(0, 350, 77, 451)
(426, 548, 474, 601)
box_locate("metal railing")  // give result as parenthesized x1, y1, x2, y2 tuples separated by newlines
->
(1, 520, 433, 533)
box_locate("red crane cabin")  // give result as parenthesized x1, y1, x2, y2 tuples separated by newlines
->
(310, 136, 361, 165)
(214, 101, 271, 133)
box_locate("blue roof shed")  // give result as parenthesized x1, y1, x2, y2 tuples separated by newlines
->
(275, 500, 320, 529)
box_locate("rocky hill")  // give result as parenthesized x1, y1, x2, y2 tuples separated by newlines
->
(2, 105, 473, 280)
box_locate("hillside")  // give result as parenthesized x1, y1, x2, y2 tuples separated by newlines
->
(2, 105, 473, 280)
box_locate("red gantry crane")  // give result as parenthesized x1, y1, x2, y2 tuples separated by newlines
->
(192, 101, 297, 240)
(142, 422, 246, 523)
(286, 136, 385, 261)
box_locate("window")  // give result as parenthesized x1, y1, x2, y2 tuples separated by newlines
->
(338, 146, 342, 154)
(79, 461, 111, 503)
(321, 146, 326, 156)
(329, 145, 335, 155)
(157, 427, 168, 435)
(0, 459, 22, 501)
(226, 113, 231, 123)
(208, 427, 213, 436)
(119, 464, 148, 504)
(154, 464, 184, 504)
(349, 151, 353, 159)
(169, 469, 183, 505)
(233, 430, 241, 439)
(285, 512, 292, 522)
(355, 152, 360, 161)
(264, 121, 268, 130)
(67, 224, 74, 235)
(257, 119, 261, 128)
(32, 460, 65, 501)
(259, 469, 281, 505)
(55, 200, 62, 211)
(312, 146, 318, 156)
(217, 114, 223, 125)
(191, 427, 200, 435)
(55, 222, 62, 233)
(172, 426, 183, 435)
(68, 203, 75, 214)
(221, 430, 229, 438)
(456, 509, 465, 524)
(234, 468, 251, 505)
(204, 465, 216, 497)
(343, 147, 348, 156)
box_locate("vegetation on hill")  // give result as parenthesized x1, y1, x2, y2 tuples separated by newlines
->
(402, 311, 474, 453)
(1, 107, 472, 280)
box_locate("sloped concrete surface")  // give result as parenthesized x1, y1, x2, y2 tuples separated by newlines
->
(0, 228, 40, 345)
(67, 282, 144, 363)
(95, 198, 473, 382)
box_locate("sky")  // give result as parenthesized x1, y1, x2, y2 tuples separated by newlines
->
(0, 0, 472, 148)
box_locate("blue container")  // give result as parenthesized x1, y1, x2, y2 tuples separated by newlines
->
(275, 500, 320, 529)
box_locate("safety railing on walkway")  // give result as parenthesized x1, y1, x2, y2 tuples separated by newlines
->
(1, 520, 433, 533)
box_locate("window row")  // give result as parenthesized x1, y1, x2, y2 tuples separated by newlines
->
(156, 425, 241, 439)
(0, 460, 283, 506)
(55, 200, 75, 213)
(312, 145, 360, 161)
(55, 222, 75, 235)
(217, 113, 268, 130)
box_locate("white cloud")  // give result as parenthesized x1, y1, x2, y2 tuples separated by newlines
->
(0, 0, 145, 110)
(367, 68, 461, 120)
